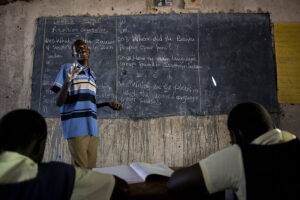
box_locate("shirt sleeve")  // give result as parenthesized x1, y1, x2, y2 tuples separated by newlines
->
(51, 65, 67, 93)
(71, 167, 115, 200)
(199, 144, 247, 200)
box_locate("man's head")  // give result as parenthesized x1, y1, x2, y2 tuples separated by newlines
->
(0, 109, 47, 163)
(227, 102, 274, 145)
(72, 40, 90, 61)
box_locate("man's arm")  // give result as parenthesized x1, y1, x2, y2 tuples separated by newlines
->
(55, 80, 70, 107)
(167, 163, 209, 198)
(110, 176, 129, 200)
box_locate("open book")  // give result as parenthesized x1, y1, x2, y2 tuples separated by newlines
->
(93, 162, 174, 184)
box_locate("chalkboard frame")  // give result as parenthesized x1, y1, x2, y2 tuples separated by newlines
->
(31, 13, 279, 119)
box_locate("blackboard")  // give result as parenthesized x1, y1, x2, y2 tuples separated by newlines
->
(31, 14, 279, 118)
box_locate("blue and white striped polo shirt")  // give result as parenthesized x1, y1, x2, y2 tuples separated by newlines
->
(51, 61, 98, 139)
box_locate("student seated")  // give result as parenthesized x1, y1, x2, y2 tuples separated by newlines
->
(0, 109, 128, 200)
(167, 102, 299, 200)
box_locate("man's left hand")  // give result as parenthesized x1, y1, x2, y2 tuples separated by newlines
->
(108, 102, 123, 110)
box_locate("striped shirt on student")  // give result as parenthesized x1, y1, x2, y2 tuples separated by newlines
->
(51, 61, 98, 139)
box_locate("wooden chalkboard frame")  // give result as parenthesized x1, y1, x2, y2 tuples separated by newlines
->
(31, 13, 279, 118)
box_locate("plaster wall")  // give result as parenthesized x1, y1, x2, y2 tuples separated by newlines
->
(0, 0, 299, 167)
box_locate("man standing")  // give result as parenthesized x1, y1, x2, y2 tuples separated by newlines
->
(51, 40, 122, 169)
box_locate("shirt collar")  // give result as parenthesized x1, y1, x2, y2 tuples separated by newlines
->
(74, 61, 96, 80)
(74, 60, 90, 70)
(75, 60, 85, 69)
(251, 128, 286, 145)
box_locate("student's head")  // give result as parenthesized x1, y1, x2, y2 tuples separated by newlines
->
(0, 109, 47, 163)
(227, 102, 274, 145)
(72, 40, 90, 61)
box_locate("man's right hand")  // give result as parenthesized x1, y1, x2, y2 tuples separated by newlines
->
(67, 63, 82, 82)
(56, 63, 82, 107)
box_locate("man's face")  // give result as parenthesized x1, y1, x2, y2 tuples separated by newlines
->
(73, 42, 90, 61)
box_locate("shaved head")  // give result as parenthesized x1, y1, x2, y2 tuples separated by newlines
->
(227, 102, 274, 145)
(0, 109, 47, 162)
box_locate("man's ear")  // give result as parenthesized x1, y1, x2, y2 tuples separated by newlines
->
(71, 45, 77, 58)
(230, 128, 244, 145)
(234, 129, 247, 145)
(31, 138, 46, 163)
(229, 129, 237, 144)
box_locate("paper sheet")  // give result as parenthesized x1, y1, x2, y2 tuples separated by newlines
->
(274, 23, 300, 104)
(130, 162, 174, 181)
(93, 165, 143, 184)
(93, 162, 173, 184)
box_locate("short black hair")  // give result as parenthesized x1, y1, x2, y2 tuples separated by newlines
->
(227, 102, 274, 143)
(73, 39, 86, 46)
(0, 109, 47, 152)
(72, 40, 86, 53)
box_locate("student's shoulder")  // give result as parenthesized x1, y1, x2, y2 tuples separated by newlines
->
(200, 145, 242, 167)
(209, 145, 241, 159)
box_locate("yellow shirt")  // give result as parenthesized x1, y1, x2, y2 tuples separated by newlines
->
(0, 151, 115, 200)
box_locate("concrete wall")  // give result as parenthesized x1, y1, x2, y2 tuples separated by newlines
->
(0, 0, 299, 167)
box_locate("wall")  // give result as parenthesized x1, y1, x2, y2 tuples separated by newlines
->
(0, 0, 299, 167)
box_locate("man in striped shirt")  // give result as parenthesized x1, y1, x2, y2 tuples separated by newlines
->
(51, 40, 121, 169)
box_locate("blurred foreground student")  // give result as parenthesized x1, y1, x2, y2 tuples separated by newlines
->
(168, 102, 299, 200)
(0, 109, 128, 200)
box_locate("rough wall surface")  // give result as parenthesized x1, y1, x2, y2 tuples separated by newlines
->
(0, 0, 299, 167)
